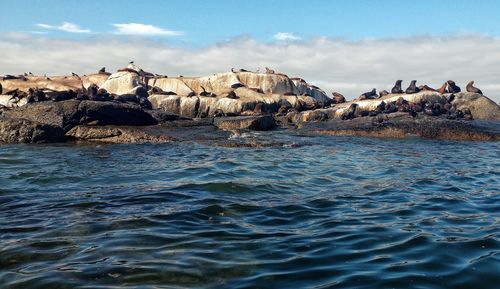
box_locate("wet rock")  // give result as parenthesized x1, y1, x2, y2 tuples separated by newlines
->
(65, 125, 175, 144)
(301, 113, 500, 141)
(2, 100, 157, 132)
(0, 118, 65, 143)
(213, 115, 276, 131)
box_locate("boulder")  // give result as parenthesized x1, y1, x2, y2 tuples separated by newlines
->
(237, 72, 299, 95)
(152, 77, 194, 96)
(0, 118, 65, 143)
(2, 100, 157, 132)
(81, 73, 110, 90)
(66, 125, 175, 144)
(100, 71, 142, 95)
(451, 92, 500, 120)
(213, 115, 276, 131)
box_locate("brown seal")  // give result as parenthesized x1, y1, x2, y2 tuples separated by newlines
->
(358, 88, 377, 100)
(447, 80, 461, 93)
(418, 85, 437, 91)
(466, 81, 483, 95)
(331, 92, 346, 104)
(405, 80, 420, 94)
(391, 80, 404, 94)
(436, 82, 447, 94)
(379, 90, 389, 98)
(0, 82, 2, 94)
(265, 67, 275, 74)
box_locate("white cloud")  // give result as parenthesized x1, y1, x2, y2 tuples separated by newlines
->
(112, 23, 181, 36)
(36, 22, 91, 33)
(1, 33, 499, 102)
(274, 32, 301, 41)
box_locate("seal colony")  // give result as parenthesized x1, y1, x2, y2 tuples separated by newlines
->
(1, 64, 499, 143)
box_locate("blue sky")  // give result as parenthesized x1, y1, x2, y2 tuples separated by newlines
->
(1, 1, 499, 101)
(1, 0, 499, 45)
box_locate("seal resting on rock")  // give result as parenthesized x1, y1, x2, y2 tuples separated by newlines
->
(405, 80, 420, 94)
(231, 83, 245, 89)
(466, 81, 483, 95)
(0, 82, 2, 94)
(379, 90, 389, 98)
(391, 80, 404, 94)
(358, 88, 377, 100)
(419, 85, 436, 91)
(26, 88, 47, 103)
(447, 80, 461, 93)
(265, 67, 275, 74)
(436, 82, 448, 94)
(341, 103, 358, 120)
(226, 91, 238, 99)
(331, 92, 346, 104)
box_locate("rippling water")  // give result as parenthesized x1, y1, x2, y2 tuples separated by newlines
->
(1, 132, 499, 288)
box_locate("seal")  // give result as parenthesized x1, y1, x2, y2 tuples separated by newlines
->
(226, 91, 238, 99)
(379, 90, 389, 98)
(331, 92, 346, 104)
(341, 103, 357, 120)
(231, 83, 245, 89)
(265, 67, 275, 74)
(405, 80, 420, 94)
(436, 82, 447, 94)
(391, 80, 404, 94)
(418, 85, 437, 91)
(466, 81, 483, 95)
(447, 80, 461, 93)
(358, 88, 377, 100)
(0, 82, 2, 94)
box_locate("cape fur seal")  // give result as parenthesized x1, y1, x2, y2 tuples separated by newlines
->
(447, 80, 461, 93)
(466, 81, 483, 95)
(265, 67, 275, 74)
(331, 92, 346, 104)
(391, 80, 404, 94)
(359, 88, 377, 100)
(379, 90, 389, 98)
(405, 80, 420, 94)
(436, 82, 447, 94)
(0, 82, 2, 94)
(418, 85, 436, 91)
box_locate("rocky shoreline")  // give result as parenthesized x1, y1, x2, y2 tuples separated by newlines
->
(1, 67, 499, 144)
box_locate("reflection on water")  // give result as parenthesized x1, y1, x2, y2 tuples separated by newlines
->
(1, 132, 499, 288)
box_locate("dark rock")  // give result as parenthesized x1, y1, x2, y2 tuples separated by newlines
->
(213, 115, 276, 131)
(2, 100, 157, 133)
(0, 117, 65, 143)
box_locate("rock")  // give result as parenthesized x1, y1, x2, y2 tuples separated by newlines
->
(0, 94, 27, 108)
(213, 115, 276, 131)
(301, 113, 500, 141)
(100, 71, 142, 95)
(152, 77, 195, 96)
(65, 125, 174, 144)
(2, 100, 157, 132)
(0, 76, 85, 94)
(2, 99, 81, 131)
(0, 117, 65, 143)
(451, 92, 500, 120)
(147, 110, 192, 123)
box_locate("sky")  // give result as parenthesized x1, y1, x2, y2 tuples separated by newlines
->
(1, 0, 499, 101)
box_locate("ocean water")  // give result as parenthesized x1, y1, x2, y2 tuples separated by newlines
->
(0, 131, 499, 289)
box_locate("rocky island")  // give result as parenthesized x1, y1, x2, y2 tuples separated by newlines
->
(1, 65, 499, 144)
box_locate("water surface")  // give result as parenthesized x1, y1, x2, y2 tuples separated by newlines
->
(1, 132, 499, 288)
